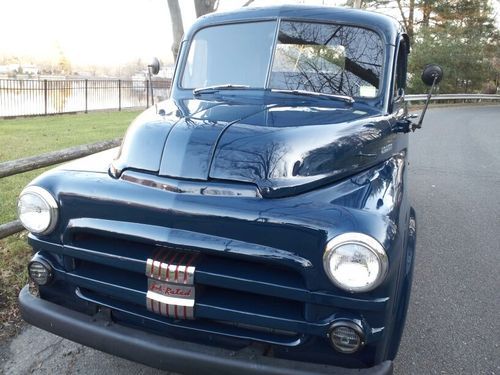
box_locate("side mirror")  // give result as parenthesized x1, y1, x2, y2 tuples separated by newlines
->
(408, 64, 443, 131)
(148, 57, 161, 76)
(147, 58, 160, 107)
(398, 64, 444, 133)
(421, 64, 443, 86)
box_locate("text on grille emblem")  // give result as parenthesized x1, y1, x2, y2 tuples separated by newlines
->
(145, 250, 199, 320)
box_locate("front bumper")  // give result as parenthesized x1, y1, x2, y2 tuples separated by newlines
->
(19, 285, 393, 375)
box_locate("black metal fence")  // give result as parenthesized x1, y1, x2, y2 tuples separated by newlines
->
(0, 78, 171, 117)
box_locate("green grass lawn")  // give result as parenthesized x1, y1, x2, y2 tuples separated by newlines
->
(0, 110, 140, 223)
(0, 110, 140, 338)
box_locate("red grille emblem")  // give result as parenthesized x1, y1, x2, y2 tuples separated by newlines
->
(145, 251, 198, 320)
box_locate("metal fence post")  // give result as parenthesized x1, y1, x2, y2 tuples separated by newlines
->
(118, 79, 122, 111)
(44, 79, 48, 115)
(84, 79, 88, 113)
(146, 79, 149, 108)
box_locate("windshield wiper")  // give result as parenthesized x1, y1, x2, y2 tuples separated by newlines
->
(193, 84, 251, 96)
(271, 89, 355, 104)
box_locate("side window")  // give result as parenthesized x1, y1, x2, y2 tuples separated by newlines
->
(394, 40, 408, 98)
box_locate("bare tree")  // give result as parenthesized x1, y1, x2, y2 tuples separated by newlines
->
(167, 0, 184, 61)
(194, 0, 219, 18)
(395, 0, 415, 40)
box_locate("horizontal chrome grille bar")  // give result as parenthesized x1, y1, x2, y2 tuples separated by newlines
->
(30, 234, 388, 312)
(76, 287, 305, 347)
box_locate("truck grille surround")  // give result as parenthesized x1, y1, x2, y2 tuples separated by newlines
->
(69, 232, 306, 345)
(63, 229, 329, 342)
(29, 173, 391, 367)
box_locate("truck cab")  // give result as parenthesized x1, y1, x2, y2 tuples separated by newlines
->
(17, 5, 428, 374)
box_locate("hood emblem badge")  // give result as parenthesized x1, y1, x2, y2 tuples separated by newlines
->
(145, 251, 199, 320)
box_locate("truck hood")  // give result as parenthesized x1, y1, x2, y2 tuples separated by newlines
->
(112, 97, 396, 197)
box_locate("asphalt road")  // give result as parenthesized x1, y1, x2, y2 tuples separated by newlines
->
(1, 105, 499, 374)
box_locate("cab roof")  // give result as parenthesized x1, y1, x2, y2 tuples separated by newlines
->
(184, 5, 403, 45)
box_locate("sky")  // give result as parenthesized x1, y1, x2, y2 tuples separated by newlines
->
(0, 0, 342, 67)
(1, 0, 189, 66)
(1, 0, 498, 68)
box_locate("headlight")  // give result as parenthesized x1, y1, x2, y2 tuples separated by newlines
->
(17, 186, 58, 235)
(323, 233, 388, 293)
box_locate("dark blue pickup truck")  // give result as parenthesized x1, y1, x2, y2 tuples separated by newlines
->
(17, 5, 442, 374)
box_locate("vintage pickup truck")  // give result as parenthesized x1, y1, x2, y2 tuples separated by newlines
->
(17, 5, 442, 375)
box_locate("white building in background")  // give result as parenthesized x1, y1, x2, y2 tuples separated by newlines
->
(132, 66, 174, 81)
(161, 66, 174, 79)
(21, 65, 40, 75)
(132, 71, 148, 81)
(0, 64, 39, 77)
(0, 64, 19, 74)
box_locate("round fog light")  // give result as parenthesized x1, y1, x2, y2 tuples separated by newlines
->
(329, 322, 364, 354)
(28, 260, 53, 286)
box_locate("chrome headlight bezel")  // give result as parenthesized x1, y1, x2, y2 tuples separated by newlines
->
(323, 232, 388, 293)
(17, 186, 58, 235)
(28, 258, 54, 286)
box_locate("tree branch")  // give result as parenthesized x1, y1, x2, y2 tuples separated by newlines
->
(167, 0, 184, 61)
(396, 0, 409, 31)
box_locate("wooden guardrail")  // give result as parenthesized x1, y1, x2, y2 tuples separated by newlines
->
(0, 138, 121, 178)
(0, 220, 23, 239)
(406, 93, 500, 102)
(0, 138, 121, 239)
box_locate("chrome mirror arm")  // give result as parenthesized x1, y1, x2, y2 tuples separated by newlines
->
(411, 75, 438, 131)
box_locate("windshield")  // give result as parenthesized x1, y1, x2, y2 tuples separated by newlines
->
(181, 21, 276, 88)
(181, 20, 384, 99)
